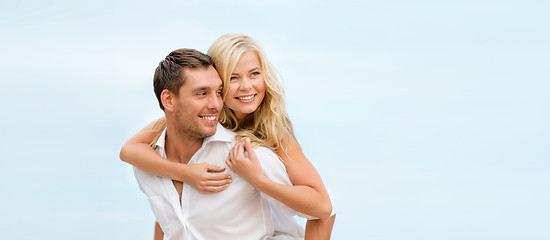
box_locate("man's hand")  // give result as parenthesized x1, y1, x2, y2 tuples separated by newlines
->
(180, 163, 232, 193)
(225, 138, 265, 186)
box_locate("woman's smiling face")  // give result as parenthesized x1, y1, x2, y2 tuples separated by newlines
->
(224, 51, 266, 121)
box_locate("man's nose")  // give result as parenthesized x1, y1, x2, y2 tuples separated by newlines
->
(207, 93, 223, 111)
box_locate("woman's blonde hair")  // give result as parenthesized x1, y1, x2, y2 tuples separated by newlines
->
(150, 33, 294, 151)
(207, 33, 294, 150)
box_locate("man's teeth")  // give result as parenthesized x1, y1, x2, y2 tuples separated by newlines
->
(238, 95, 255, 100)
(201, 116, 216, 121)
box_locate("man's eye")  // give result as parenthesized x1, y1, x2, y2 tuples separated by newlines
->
(198, 92, 206, 96)
(217, 90, 222, 95)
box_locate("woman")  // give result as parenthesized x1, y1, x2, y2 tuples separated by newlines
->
(120, 33, 335, 239)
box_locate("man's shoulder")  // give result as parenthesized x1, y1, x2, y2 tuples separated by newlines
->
(254, 145, 277, 156)
(254, 146, 290, 187)
(254, 146, 282, 166)
(208, 124, 236, 143)
(217, 124, 236, 137)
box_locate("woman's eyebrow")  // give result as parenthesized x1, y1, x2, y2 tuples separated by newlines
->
(248, 67, 260, 72)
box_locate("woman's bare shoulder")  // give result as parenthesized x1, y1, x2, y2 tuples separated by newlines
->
(276, 134, 306, 164)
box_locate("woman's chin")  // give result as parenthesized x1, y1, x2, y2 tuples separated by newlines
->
(233, 108, 257, 120)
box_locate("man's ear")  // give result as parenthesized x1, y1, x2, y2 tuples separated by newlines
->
(161, 89, 176, 112)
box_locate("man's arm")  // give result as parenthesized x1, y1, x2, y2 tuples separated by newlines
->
(305, 215, 336, 240)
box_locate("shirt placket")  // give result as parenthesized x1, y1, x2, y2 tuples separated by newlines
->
(180, 141, 208, 237)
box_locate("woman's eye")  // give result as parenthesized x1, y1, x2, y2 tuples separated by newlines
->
(251, 72, 260, 77)
(230, 76, 237, 81)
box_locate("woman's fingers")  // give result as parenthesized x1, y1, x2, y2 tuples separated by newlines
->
(229, 141, 240, 162)
(204, 178, 232, 187)
(236, 140, 245, 159)
(205, 164, 226, 173)
(206, 172, 231, 180)
(198, 173, 232, 193)
(232, 141, 244, 162)
(243, 138, 257, 159)
(204, 173, 232, 185)
(225, 156, 233, 170)
(225, 140, 249, 175)
(200, 183, 231, 193)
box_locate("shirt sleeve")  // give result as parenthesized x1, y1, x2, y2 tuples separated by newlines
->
(254, 147, 317, 220)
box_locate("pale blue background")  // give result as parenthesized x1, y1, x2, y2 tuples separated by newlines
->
(1, 0, 548, 239)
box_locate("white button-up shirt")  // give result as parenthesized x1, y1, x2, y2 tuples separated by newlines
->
(134, 123, 305, 240)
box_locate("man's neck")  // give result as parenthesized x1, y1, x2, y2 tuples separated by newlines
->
(164, 126, 204, 164)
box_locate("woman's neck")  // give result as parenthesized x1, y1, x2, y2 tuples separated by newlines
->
(237, 114, 254, 130)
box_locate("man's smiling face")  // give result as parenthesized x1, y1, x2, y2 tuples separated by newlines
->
(172, 65, 223, 140)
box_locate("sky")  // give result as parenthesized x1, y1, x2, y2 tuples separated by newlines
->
(1, 0, 549, 239)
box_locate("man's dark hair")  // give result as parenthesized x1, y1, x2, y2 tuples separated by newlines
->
(153, 48, 215, 110)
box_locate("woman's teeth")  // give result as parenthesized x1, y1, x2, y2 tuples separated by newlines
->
(237, 95, 255, 100)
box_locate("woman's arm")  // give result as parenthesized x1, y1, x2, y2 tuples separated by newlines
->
(154, 221, 163, 240)
(226, 137, 333, 219)
(120, 118, 232, 193)
(305, 215, 336, 240)
(278, 136, 335, 239)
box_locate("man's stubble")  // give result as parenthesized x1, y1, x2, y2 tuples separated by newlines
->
(174, 105, 217, 142)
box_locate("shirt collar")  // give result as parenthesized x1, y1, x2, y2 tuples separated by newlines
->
(204, 123, 235, 144)
(154, 128, 167, 154)
(155, 123, 234, 150)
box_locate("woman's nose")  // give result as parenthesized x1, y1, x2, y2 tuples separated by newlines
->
(239, 78, 252, 90)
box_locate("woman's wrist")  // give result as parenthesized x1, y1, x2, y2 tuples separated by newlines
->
(179, 164, 193, 182)
(249, 174, 269, 191)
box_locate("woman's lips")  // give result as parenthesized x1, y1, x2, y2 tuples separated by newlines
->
(235, 94, 256, 103)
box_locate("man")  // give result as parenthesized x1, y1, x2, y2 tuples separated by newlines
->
(133, 48, 305, 240)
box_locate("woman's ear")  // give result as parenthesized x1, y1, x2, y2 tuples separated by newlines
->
(161, 89, 175, 112)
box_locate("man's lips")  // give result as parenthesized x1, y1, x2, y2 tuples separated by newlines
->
(199, 115, 217, 124)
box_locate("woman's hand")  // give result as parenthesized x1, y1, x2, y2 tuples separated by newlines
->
(181, 163, 232, 193)
(225, 138, 265, 186)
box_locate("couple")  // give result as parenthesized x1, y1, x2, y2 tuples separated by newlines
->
(120, 34, 335, 240)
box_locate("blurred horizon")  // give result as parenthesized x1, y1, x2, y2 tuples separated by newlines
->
(1, 0, 549, 239)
